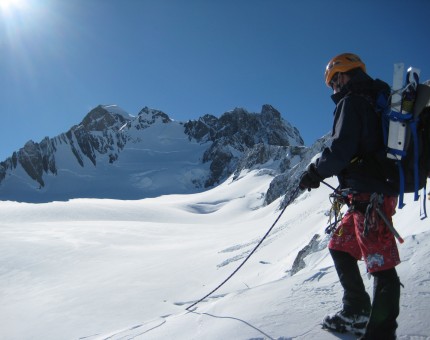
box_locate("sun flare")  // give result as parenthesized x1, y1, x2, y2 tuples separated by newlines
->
(0, 0, 25, 14)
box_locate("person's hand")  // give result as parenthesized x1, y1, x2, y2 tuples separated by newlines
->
(299, 164, 321, 191)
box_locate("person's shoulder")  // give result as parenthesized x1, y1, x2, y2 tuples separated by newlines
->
(337, 93, 374, 118)
(343, 92, 370, 106)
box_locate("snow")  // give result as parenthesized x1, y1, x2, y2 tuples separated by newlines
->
(0, 173, 429, 339)
(102, 104, 134, 119)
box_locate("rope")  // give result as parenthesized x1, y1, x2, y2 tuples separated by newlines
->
(321, 180, 337, 192)
(185, 186, 301, 311)
(189, 310, 276, 340)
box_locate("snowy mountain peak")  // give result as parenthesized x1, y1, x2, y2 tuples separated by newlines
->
(137, 106, 172, 123)
(80, 105, 130, 131)
(102, 104, 133, 119)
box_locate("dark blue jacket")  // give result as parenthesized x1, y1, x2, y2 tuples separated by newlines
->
(315, 71, 398, 195)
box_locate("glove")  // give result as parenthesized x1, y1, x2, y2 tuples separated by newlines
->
(299, 163, 322, 191)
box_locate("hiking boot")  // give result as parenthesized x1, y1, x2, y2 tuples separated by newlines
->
(322, 309, 369, 336)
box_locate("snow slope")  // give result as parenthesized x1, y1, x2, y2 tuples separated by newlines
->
(0, 171, 429, 339)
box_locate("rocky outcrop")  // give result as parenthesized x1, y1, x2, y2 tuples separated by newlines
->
(183, 114, 218, 143)
(68, 105, 129, 166)
(185, 105, 304, 187)
(81, 105, 127, 131)
(290, 234, 321, 276)
(16, 138, 57, 187)
(131, 107, 172, 130)
(265, 134, 332, 208)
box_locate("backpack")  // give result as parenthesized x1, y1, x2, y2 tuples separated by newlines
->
(374, 67, 430, 218)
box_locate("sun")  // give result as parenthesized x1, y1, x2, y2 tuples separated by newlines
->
(0, 0, 25, 14)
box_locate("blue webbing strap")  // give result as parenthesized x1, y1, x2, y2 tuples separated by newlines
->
(408, 119, 427, 219)
(389, 110, 413, 121)
(387, 148, 407, 157)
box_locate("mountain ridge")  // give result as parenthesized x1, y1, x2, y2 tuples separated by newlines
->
(0, 104, 329, 203)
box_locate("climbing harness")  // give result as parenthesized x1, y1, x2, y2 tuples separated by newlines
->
(321, 181, 405, 244)
(185, 186, 301, 311)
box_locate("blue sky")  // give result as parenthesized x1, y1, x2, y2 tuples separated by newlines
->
(0, 0, 429, 161)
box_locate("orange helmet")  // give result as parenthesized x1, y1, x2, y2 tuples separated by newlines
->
(324, 53, 366, 87)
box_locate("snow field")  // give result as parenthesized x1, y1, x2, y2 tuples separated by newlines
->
(0, 173, 429, 339)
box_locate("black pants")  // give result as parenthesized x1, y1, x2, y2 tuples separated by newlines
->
(330, 249, 400, 339)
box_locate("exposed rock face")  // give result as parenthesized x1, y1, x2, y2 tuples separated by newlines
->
(69, 105, 129, 166)
(184, 105, 304, 187)
(17, 139, 57, 187)
(290, 234, 321, 276)
(81, 105, 127, 131)
(132, 107, 172, 130)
